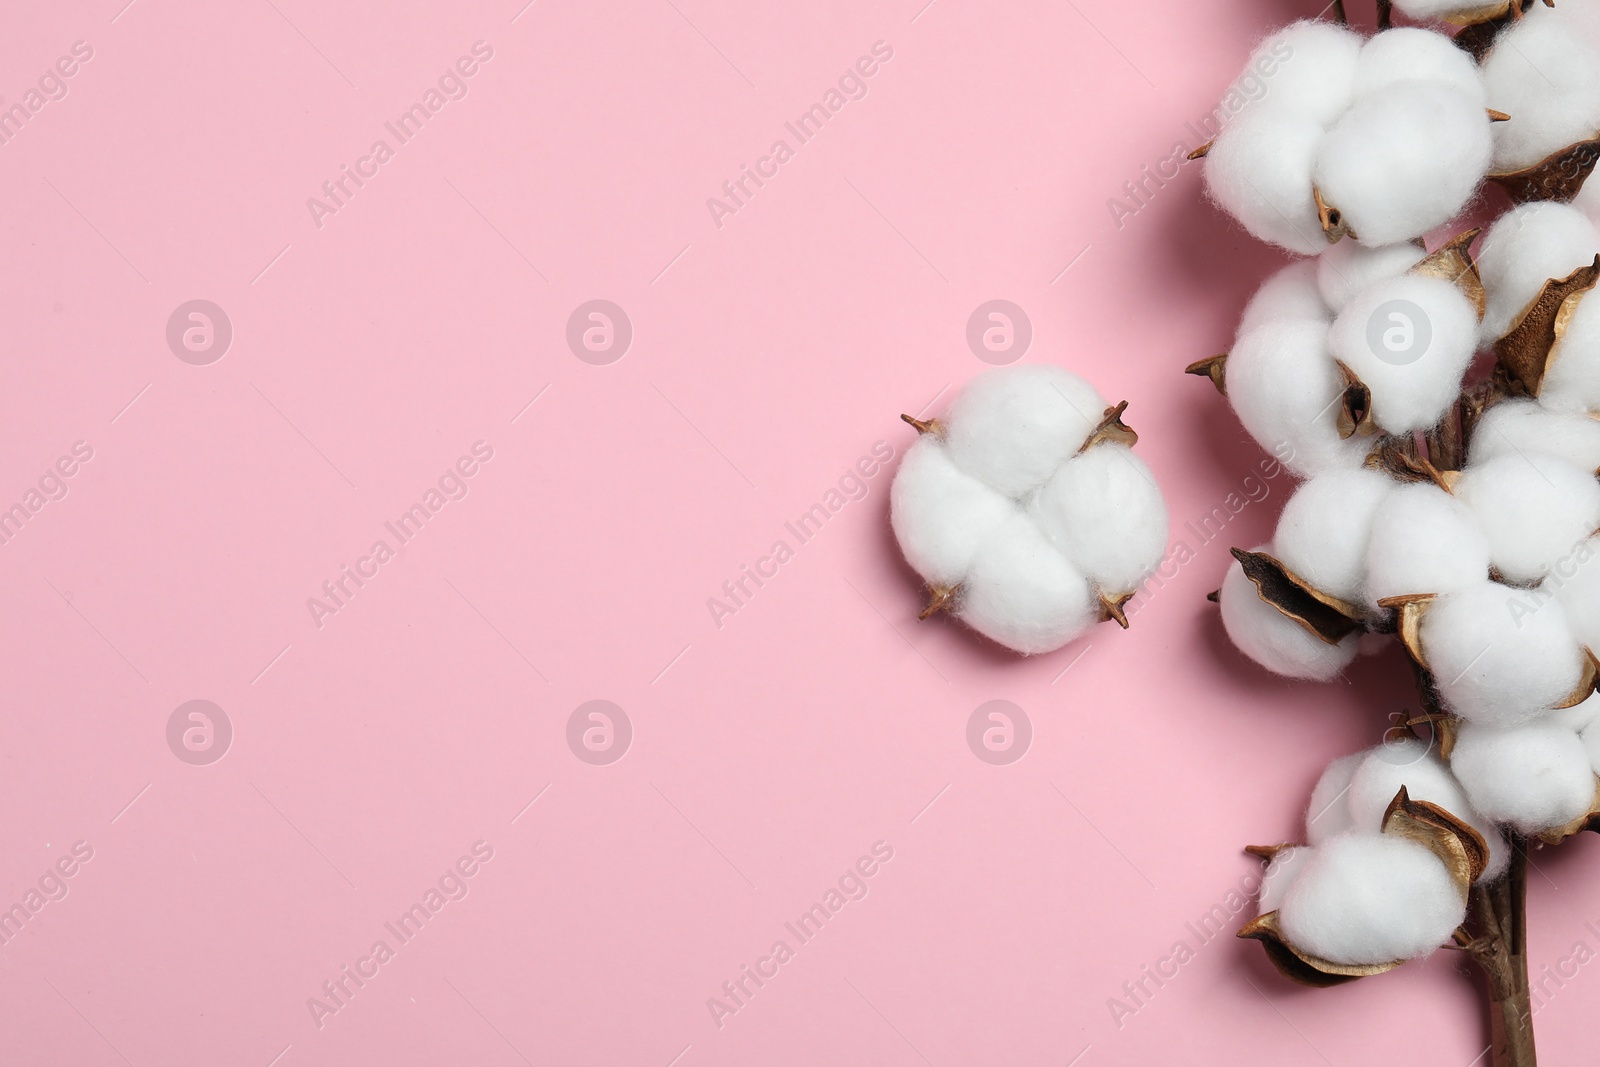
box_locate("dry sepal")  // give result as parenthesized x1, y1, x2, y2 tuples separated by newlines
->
(1495, 256, 1600, 396)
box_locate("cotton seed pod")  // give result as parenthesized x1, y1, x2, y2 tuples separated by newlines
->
(1346, 738, 1508, 878)
(1273, 828, 1471, 967)
(1364, 482, 1492, 610)
(889, 366, 1168, 654)
(1450, 718, 1598, 833)
(1029, 445, 1169, 594)
(1468, 396, 1600, 471)
(1454, 451, 1600, 585)
(1414, 580, 1593, 725)
(1328, 274, 1480, 435)
(1273, 467, 1394, 604)
(1218, 547, 1362, 681)
(1202, 23, 1493, 252)
(1481, 4, 1600, 181)
(1475, 201, 1600, 344)
(1225, 320, 1373, 477)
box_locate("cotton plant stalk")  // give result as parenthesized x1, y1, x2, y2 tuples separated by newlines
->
(1188, 3, 1600, 1065)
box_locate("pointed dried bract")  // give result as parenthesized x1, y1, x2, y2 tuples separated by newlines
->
(1098, 591, 1134, 629)
(1077, 401, 1138, 453)
(1450, 0, 1543, 61)
(1230, 547, 1366, 644)
(1410, 228, 1486, 321)
(1314, 185, 1356, 244)
(1495, 256, 1600, 395)
(1382, 786, 1490, 896)
(1378, 594, 1436, 667)
(1185, 354, 1228, 397)
(1334, 361, 1378, 439)
(1365, 438, 1457, 491)
(1237, 912, 1401, 987)
(1489, 137, 1600, 204)
(1187, 140, 1213, 161)
(900, 414, 940, 436)
(919, 585, 955, 620)
(1244, 843, 1295, 860)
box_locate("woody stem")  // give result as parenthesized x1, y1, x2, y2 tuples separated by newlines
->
(1466, 843, 1536, 1067)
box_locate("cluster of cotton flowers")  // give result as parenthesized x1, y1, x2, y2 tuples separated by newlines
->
(1203, 21, 1494, 252)
(1192, 4, 1600, 994)
(889, 365, 1169, 654)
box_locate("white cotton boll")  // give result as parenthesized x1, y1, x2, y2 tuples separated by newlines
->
(1450, 719, 1596, 834)
(1315, 239, 1425, 314)
(1551, 535, 1600, 649)
(1306, 753, 1362, 843)
(1273, 468, 1394, 603)
(1541, 293, 1600, 414)
(1346, 738, 1509, 878)
(1205, 110, 1329, 255)
(941, 366, 1107, 499)
(1315, 82, 1492, 248)
(956, 515, 1096, 655)
(1354, 28, 1486, 107)
(1226, 22, 1361, 128)
(1476, 202, 1600, 344)
(1227, 320, 1372, 477)
(1482, 5, 1600, 172)
(1239, 260, 1332, 336)
(1470, 398, 1600, 472)
(1328, 275, 1479, 434)
(1218, 548, 1361, 680)
(889, 438, 1018, 589)
(1364, 483, 1491, 608)
(1455, 452, 1600, 584)
(1420, 580, 1589, 725)
(1030, 445, 1169, 594)
(1278, 833, 1465, 965)
(1259, 846, 1314, 915)
(1585, 720, 1600, 777)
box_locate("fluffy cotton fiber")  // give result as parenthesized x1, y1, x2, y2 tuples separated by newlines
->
(1475, 202, 1600, 344)
(1455, 452, 1600, 585)
(1482, 4, 1600, 173)
(1315, 239, 1424, 314)
(1240, 260, 1333, 336)
(1273, 467, 1393, 603)
(1227, 320, 1371, 477)
(1451, 719, 1597, 834)
(1328, 274, 1479, 434)
(1259, 846, 1314, 914)
(1364, 482, 1491, 609)
(1219, 547, 1361, 680)
(1470, 398, 1600, 473)
(1278, 833, 1465, 965)
(889, 366, 1170, 655)
(1204, 23, 1492, 253)
(1306, 753, 1363, 843)
(1541, 291, 1600, 414)
(1420, 580, 1589, 725)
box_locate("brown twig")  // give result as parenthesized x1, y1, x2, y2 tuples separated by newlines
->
(1463, 844, 1536, 1067)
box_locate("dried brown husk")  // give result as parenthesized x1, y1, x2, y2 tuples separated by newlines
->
(1495, 255, 1600, 395)
(1314, 185, 1356, 244)
(1237, 911, 1400, 987)
(900, 414, 941, 436)
(919, 585, 956, 620)
(1383, 786, 1490, 895)
(1451, 0, 1548, 60)
(1334, 361, 1379, 439)
(1409, 228, 1486, 321)
(1489, 136, 1600, 205)
(1078, 401, 1138, 453)
(1231, 547, 1366, 644)
(1098, 591, 1134, 629)
(1184, 354, 1228, 397)
(1378, 593, 1436, 667)
(1364, 438, 1459, 491)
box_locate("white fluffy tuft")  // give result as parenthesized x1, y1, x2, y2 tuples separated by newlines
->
(1219, 547, 1361, 680)
(1450, 719, 1597, 834)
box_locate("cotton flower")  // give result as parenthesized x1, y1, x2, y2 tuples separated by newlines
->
(889, 366, 1169, 654)
(1203, 23, 1493, 252)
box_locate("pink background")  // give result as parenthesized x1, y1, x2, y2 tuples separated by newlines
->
(3, 0, 1598, 1064)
